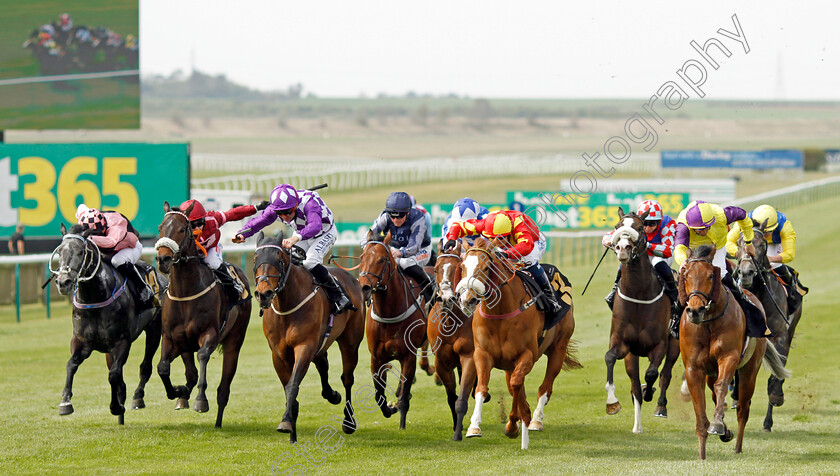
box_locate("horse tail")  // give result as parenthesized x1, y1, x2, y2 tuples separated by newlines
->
(762, 340, 792, 380)
(562, 340, 583, 371)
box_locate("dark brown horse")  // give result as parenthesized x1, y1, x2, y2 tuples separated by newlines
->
(358, 231, 429, 429)
(428, 239, 476, 440)
(53, 224, 163, 424)
(155, 201, 252, 427)
(679, 245, 790, 460)
(736, 227, 803, 432)
(604, 208, 680, 432)
(457, 237, 579, 449)
(253, 231, 365, 443)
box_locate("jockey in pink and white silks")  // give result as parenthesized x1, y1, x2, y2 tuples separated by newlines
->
(234, 184, 355, 314)
(602, 200, 682, 335)
(75, 204, 153, 311)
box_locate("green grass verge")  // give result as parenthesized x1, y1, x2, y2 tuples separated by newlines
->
(1, 195, 838, 474)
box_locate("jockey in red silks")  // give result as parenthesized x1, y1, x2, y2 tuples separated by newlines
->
(180, 198, 265, 302)
(443, 209, 562, 313)
(601, 200, 682, 336)
(76, 204, 153, 311)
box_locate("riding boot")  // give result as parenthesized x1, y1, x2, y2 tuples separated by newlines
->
(605, 268, 621, 310)
(654, 261, 682, 338)
(723, 273, 771, 337)
(531, 264, 562, 314)
(117, 263, 153, 311)
(311, 264, 355, 314)
(404, 264, 435, 308)
(212, 265, 244, 303)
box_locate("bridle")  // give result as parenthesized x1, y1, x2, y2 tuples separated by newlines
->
(154, 210, 203, 264)
(684, 257, 729, 322)
(435, 252, 462, 305)
(358, 241, 395, 295)
(50, 233, 102, 285)
(253, 243, 292, 305)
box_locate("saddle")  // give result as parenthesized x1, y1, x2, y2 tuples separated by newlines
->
(737, 289, 773, 338)
(127, 261, 164, 306)
(515, 264, 573, 331)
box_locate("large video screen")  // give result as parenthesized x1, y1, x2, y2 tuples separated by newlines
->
(0, 0, 139, 130)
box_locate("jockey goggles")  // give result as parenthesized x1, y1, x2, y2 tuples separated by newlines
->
(643, 220, 659, 227)
(275, 208, 296, 217)
(389, 211, 408, 219)
(190, 217, 205, 228)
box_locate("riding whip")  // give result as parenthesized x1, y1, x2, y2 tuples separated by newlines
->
(308, 183, 329, 191)
(582, 247, 610, 296)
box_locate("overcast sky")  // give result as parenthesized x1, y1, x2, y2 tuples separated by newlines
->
(140, 0, 840, 100)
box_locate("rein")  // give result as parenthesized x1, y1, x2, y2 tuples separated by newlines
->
(50, 234, 102, 284)
(361, 241, 421, 322)
(329, 254, 361, 272)
(684, 257, 730, 323)
(73, 269, 127, 309)
(464, 247, 529, 319)
(155, 211, 205, 264)
(255, 243, 324, 315)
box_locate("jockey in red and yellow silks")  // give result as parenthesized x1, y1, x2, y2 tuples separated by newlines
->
(445, 210, 561, 313)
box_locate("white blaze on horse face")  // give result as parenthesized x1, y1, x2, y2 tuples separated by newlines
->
(456, 255, 485, 301)
(438, 263, 455, 302)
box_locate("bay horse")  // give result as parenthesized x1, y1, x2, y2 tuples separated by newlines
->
(604, 208, 680, 433)
(428, 239, 476, 440)
(736, 227, 803, 432)
(155, 201, 251, 427)
(358, 230, 429, 430)
(679, 244, 791, 460)
(253, 231, 365, 443)
(457, 237, 580, 449)
(53, 224, 163, 424)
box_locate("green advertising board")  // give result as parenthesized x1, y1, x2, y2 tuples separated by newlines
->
(1, 143, 189, 237)
(507, 191, 690, 229)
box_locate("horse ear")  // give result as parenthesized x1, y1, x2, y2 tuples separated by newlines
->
(383, 231, 391, 246)
(617, 206, 626, 219)
(437, 238, 444, 253)
(257, 231, 265, 243)
(760, 218, 769, 232)
(685, 247, 693, 260)
(184, 201, 195, 217)
(640, 210, 650, 221)
(60, 223, 67, 235)
(163, 201, 170, 213)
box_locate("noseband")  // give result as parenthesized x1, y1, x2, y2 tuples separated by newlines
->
(684, 257, 729, 322)
(155, 211, 202, 264)
(50, 234, 102, 285)
(358, 241, 394, 294)
(254, 244, 291, 303)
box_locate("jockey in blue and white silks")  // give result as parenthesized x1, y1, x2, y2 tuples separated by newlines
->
(442, 197, 490, 245)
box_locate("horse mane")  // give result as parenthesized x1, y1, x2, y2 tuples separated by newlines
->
(68, 223, 87, 235)
(693, 244, 716, 261)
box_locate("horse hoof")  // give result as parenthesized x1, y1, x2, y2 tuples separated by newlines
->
(277, 421, 293, 433)
(465, 427, 482, 438)
(58, 402, 74, 416)
(769, 394, 785, 407)
(642, 385, 656, 402)
(342, 421, 357, 435)
(708, 422, 726, 435)
(193, 399, 209, 413)
(720, 429, 735, 442)
(504, 421, 520, 439)
(763, 427, 772, 433)
(606, 402, 622, 415)
(325, 391, 342, 405)
(131, 399, 145, 410)
(730, 400, 738, 410)
(111, 405, 125, 416)
(527, 420, 544, 431)
(653, 406, 668, 418)
(175, 398, 189, 410)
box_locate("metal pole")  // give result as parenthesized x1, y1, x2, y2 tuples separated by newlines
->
(15, 263, 20, 323)
(45, 263, 51, 319)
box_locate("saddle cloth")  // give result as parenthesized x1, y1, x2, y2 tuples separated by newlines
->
(515, 264, 573, 331)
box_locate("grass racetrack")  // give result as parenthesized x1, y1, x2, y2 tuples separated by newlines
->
(1, 194, 839, 474)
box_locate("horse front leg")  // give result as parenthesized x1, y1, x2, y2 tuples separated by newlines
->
(177, 352, 198, 410)
(371, 358, 399, 419)
(193, 330, 217, 413)
(215, 338, 245, 428)
(466, 347, 493, 438)
(397, 352, 418, 430)
(507, 352, 535, 449)
(278, 345, 316, 444)
(337, 335, 360, 435)
(531, 339, 571, 431)
(132, 314, 161, 410)
(156, 335, 186, 405)
(106, 340, 131, 424)
(709, 355, 739, 438)
(59, 338, 93, 416)
(314, 352, 342, 405)
(655, 336, 681, 418)
(624, 353, 644, 434)
(605, 342, 628, 415)
(684, 365, 709, 460)
(453, 354, 476, 441)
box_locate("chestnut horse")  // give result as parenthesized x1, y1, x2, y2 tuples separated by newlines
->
(736, 228, 803, 432)
(358, 231, 429, 430)
(155, 201, 252, 427)
(253, 232, 365, 443)
(605, 209, 680, 432)
(457, 237, 579, 449)
(679, 245, 790, 460)
(428, 239, 476, 440)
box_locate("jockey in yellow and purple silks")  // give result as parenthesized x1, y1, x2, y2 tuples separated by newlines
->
(726, 204, 806, 311)
(674, 201, 770, 336)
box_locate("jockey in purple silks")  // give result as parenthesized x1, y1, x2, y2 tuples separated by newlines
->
(234, 184, 355, 314)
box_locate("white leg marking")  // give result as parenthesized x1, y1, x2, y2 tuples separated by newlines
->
(521, 421, 530, 450)
(632, 394, 643, 434)
(606, 382, 619, 405)
(528, 393, 548, 431)
(467, 392, 484, 434)
(680, 378, 689, 397)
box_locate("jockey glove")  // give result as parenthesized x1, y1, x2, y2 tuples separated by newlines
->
(256, 200, 270, 211)
(443, 239, 456, 252)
